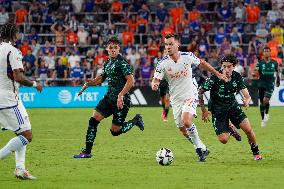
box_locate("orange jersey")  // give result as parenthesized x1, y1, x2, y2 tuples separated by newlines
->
(66, 32, 78, 44)
(170, 7, 184, 24)
(122, 31, 134, 46)
(15, 9, 28, 24)
(112, 1, 123, 12)
(188, 10, 201, 22)
(246, 5, 260, 23)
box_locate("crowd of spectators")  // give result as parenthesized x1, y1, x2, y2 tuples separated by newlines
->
(0, 0, 284, 86)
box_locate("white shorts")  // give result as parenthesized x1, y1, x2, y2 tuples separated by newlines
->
(0, 100, 31, 134)
(172, 98, 198, 128)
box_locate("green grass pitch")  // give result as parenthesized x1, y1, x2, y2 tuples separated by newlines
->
(0, 107, 284, 189)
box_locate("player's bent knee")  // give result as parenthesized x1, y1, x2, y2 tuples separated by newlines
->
(110, 129, 122, 136)
(20, 131, 33, 142)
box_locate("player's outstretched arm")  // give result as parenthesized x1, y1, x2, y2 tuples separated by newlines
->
(241, 88, 251, 108)
(151, 77, 160, 91)
(199, 59, 228, 82)
(198, 88, 210, 123)
(13, 69, 42, 92)
(78, 75, 105, 96)
(117, 74, 135, 109)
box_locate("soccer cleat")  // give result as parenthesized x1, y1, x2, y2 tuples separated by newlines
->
(253, 154, 263, 161)
(203, 148, 210, 159)
(195, 148, 206, 162)
(161, 110, 168, 122)
(133, 114, 144, 131)
(73, 149, 92, 158)
(14, 168, 37, 180)
(261, 120, 267, 128)
(229, 124, 242, 141)
(264, 114, 269, 122)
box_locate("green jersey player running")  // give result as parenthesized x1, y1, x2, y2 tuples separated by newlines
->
(198, 54, 263, 160)
(254, 47, 280, 128)
(74, 37, 144, 158)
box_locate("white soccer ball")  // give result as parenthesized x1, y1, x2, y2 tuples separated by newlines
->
(156, 148, 174, 166)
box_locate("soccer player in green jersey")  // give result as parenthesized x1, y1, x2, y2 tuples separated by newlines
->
(198, 54, 263, 160)
(73, 37, 144, 158)
(254, 47, 280, 127)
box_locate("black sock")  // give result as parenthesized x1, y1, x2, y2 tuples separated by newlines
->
(85, 117, 99, 154)
(165, 107, 169, 117)
(250, 143, 260, 155)
(162, 103, 165, 110)
(260, 104, 265, 120)
(265, 103, 270, 114)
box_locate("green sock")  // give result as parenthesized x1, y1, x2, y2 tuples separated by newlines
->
(121, 121, 135, 133)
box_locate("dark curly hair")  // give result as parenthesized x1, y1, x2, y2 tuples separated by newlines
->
(220, 54, 238, 66)
(0, 23, 18, 42)
(106, 36, 121, 45)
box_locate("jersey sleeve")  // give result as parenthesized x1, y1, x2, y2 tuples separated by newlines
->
(9, 48, 24, 70)
(201, 76, 215, 91)
(236, 73, 247, 90)
(120, 59, 133, 76)
(153, 59, 165, 80)
(188, 52, 200, 66)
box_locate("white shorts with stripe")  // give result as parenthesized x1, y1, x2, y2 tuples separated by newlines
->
(0, 100, 31, 134)
(172, 98, 198, 128)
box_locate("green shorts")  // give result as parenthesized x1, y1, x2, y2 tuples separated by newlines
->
(258, 86, 274, 100)
(158, 79, 169, 97)
(95, 96, 130, 126)
(211, 105, 247, 135)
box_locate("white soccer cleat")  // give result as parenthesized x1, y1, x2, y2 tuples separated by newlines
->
(264, 114, 269, 122)
(261, 120, 267, 128)
(14, 168, 37, 180)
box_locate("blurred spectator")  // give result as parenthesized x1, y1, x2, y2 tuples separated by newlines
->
(271, 21, 284, 45)
(83, 58, 94, 81)
(27, 27, 39, 44)
(150, 18, 163, 33)
(218, 37, 232, 56)
(15, 4, 28, 25)
(93, 48, 107, 76)
(60, 51, 69, 66)
(122, 26, 134, 46)
(217, 1, 232, 21)
(30, 39, 41, 57)
(0, 7, 9, 25)
(230, 27, 242, 48)
(138, 4, 150, 20)
(256, 23, 269, 44)
(170, 3, 184, 27)
(53, 58, 68, 86)
(214, 26, 226, 46)
(23, 50, 36, 70)
(71, 61, 84, 86)
(68, 50, 81, 69)
(72, 0, 83, 13)
(187, 36, 198, 54)
(245, 0, 260, 23)
(128, 15, 137, 33)
(236, 47, 248, 67)
(188, 7, 201, 23)
(111, 0, 123, 22)
(198, 39, 209, 58)
(161, 22, 174, 40)
(139, 58, 154, 86)
(83, 0, 94, 12)
(69, 15, 79, 32)
(267, 4, 280, 23)
(156, 3, 168, 23)
(89, 26, 102, 45)
(147, 38, 160, 58)
(51, 22, 69, 48)
(44, 51, 55, 77)
(77, 25, 89, 46)
(127, 49, 140, 79)
(40, 41, 55, 56)
(38, 59, 48, 86)
(29, 2, 43, 32)
(24, 62, 34, 79)
(234, 1, 245, 22)
(20, 40, 31, 56)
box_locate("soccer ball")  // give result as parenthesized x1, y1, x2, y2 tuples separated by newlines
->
(156, 148, 174, 166)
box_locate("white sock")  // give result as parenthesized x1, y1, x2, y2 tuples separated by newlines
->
(15, 145, 26, 170)
(0, 135, 29, 160)
(187, 123, 207, 151)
